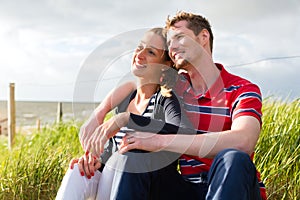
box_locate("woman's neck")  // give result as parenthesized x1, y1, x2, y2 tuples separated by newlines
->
(127, 82, 159, 115)
(135, 82, 159, 101)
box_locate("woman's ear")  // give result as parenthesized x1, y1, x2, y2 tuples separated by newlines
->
(162, 60, 172, 70)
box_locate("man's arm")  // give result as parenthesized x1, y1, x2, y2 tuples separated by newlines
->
(160, 115, 260, 157)
(120, 82, 262, 158)
(119, 115, 260, 158)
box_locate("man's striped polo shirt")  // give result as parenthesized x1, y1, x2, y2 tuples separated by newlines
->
(175, 63, 266, 199)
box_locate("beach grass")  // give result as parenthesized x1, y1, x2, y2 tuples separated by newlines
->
(0, 122, 83, 200)
(254, 98, 300, 199)
(0, 99, 299, 200)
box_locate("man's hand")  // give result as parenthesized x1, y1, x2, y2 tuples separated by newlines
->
(119, 131, 163, 154)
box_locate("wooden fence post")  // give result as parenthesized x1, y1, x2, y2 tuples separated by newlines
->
(57, 102, 63, 123)
(36, 118, 41, 131)
(8, 83, 16, 150)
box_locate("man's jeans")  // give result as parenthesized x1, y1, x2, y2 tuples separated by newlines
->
(114, 148, 262, 200)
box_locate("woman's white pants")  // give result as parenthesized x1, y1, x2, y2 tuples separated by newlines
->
(56, 164, 116, 200)
(56, 153, 127, 200)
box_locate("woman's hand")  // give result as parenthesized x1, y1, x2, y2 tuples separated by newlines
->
(80, 81, 136, 150)
(86, 112, 130, 157)
(79, 111, 105, 151)
(119, 131, 163, 154)
(69, 152, 101, 179)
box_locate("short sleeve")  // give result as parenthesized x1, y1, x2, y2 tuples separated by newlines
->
(231, 83, 262, 124)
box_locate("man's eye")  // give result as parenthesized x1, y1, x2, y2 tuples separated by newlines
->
(167, 40, 171, 46)
(176, 35, 183, 40)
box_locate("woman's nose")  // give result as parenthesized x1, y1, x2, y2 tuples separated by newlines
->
(136, 49, 146, 60)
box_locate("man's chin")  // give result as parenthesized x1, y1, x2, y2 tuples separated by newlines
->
(175, 59, 188, 70)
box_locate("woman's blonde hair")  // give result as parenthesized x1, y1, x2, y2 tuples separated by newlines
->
(147, 27, 178, 97)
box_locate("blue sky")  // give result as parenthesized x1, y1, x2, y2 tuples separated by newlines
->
(0, 0, 299, 102)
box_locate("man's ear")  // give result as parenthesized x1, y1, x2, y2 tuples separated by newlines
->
(197, 29, 210, 47)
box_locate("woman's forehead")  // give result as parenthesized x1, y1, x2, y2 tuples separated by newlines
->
(140, 32, 165, 50)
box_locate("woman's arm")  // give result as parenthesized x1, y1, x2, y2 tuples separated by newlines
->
(84, 91, 197, 156)
(80, 81, 136, 151)
(97, 81, 136, 123)
(84, 93, 197, 157)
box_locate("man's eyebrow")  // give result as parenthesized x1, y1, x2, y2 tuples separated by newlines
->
(167, 32, 183, 41)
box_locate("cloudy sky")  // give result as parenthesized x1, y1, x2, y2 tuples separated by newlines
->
(0, 0, 299, 102)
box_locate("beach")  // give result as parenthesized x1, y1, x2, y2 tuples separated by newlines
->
(0, 100, 99, 134)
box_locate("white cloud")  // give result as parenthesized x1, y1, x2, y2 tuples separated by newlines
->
(0, 0, 299, 101)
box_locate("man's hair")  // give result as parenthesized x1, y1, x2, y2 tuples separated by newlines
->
(165, 11, 214, 52)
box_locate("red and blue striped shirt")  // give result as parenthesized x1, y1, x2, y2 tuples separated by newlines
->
(175, 63, 266, 199)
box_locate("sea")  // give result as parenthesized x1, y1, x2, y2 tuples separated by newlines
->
(0, 100, 100, 134)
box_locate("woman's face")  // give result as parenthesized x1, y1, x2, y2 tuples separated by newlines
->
(131, 31, 169, 82)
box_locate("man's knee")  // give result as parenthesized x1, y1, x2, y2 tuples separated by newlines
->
(214, 148, 255, 172)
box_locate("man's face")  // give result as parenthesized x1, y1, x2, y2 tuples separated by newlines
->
(167, 20, 203, 70)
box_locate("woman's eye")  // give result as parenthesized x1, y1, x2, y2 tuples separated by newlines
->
(148, 50, 155, 55)
(136, 46, 143, 51)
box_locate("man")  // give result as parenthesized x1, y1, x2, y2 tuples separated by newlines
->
(120, 11, 266, 199)
(86, 11, 266, 199)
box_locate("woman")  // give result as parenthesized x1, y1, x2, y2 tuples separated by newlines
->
(56, 27, 194, 200)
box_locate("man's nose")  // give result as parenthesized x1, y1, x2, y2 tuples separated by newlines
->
(168, 40, 178, 54)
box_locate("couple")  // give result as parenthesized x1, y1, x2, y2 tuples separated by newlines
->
(57, 11, 266, 200)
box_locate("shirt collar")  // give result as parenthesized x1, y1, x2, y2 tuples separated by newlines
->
(203, 63, 228, 99)
(181, 63, 228, 100)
